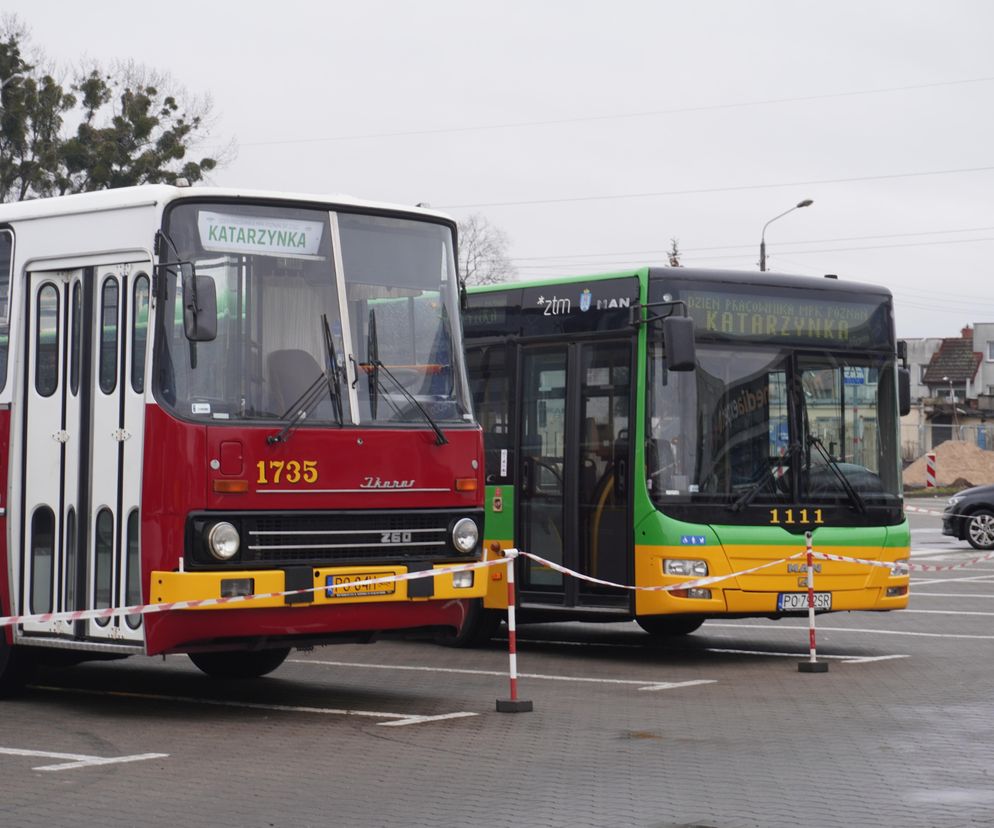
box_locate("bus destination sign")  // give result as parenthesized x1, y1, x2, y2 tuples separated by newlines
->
(678, 289, 890, 349)
(198, 210, 325, 258)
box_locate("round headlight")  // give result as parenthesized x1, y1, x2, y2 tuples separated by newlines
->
(451, 518, 479, 554)
(207, 521, 240, 560)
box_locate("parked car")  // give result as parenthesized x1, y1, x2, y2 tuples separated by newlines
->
(942, 484, 994, 550)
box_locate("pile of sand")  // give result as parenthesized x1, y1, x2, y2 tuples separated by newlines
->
(904, 440, 994, 488)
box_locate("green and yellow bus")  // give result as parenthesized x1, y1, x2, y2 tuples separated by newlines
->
(453, 266, 911, 643)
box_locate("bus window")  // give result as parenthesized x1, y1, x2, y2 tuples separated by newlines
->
(467, 345, 512, 482)
(131, 275, 150, 393)
(70, 281, 81, 395)
(30, 506, 55, 614)
(94, 508, 114, 621)
(99, 278, 119, 394)
(35, 284, 60, 398)
(126, 509, 142, 628)
(0, 229, 11, 389)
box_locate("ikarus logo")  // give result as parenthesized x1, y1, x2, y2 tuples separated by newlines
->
(579, 289, 592, 312)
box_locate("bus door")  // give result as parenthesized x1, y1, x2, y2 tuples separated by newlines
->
(518, 340, 631, 609)
(20, 263, 150, 645)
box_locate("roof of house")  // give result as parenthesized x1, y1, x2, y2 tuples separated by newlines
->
(922, 337, 982, 384)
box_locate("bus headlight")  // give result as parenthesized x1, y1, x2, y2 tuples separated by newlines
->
(207, 522, 240, 560)
(451, 518, 479, 553)
(664, 559, 708, 577)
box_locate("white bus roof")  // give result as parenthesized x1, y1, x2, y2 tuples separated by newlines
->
(0, 184, 453, 224)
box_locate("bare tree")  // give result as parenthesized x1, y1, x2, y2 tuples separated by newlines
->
(667, 238, 683, 267)
(457, 213, 516, 285)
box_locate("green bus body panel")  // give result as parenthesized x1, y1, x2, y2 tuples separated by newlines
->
(483, 485, 515, 540)
(468, 266, 909, 619)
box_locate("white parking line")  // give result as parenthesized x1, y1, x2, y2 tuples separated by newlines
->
(504, 635, 907, 662)
(31, 685, 476, 728)
(705, 647, 909, 663)
(291, 658, 716, 693)
(902, 609, 994, 616)
(0, 746, 168, 772)
(705, 622, 994, 640)
(908, 592, 994, 598)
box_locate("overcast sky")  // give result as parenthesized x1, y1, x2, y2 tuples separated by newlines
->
(5, 0, 993, 337)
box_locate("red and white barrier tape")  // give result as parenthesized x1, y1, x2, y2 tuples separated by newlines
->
(903, 502, 985, 519)
(0, 557, 506, 630)
(515, 549, 808, 592)
(7, 541, 987, 632)
(904, 504, 950, 518)
(814, 548, 994, 573)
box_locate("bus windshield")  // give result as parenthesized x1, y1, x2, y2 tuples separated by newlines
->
(645, 279, 902, 512)
(156, 202, 471, 425)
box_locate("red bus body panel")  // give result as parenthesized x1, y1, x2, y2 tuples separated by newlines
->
(140, 406, 483, 654)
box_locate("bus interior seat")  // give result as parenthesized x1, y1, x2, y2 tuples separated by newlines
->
(268, 349, 323, 415)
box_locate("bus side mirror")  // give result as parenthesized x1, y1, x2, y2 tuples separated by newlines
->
(183, 269, 218, 342)
(898, 367, 911, 417)
(663, 315, 696, 371)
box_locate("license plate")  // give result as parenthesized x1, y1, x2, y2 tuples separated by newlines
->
(777, 592, 832, 611)
(325, 572, 396, 598)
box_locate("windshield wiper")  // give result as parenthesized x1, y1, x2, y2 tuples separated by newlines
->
(267, 372, 334, 445)
(371, 361, 448, 445)
(807, 434, 866, 513)
(364, 309, 447, 445)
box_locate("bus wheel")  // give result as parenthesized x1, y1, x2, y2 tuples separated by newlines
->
(636, 616, 704, 637)
(435, 599, 502, 648)
(0, 636, 35, 698)
(188, 648, 291, 679)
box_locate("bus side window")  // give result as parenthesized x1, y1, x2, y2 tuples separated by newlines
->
(132, 275, 150, 393)
(0, 229, 11, 390)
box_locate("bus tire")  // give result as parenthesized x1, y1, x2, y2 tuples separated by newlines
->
(188, 647, 291, 679)
(435, 599, 502, 648)
(636, 616, 705, 637)
(0, 636, 35, 698)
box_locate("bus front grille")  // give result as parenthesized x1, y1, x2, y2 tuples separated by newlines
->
(188, 509, 481, 567)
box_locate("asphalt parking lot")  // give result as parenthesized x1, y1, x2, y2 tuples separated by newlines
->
(3, 498, 993, 828)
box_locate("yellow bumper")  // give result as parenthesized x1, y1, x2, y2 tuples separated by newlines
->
(151, 562, 487, 610)
(634, 544, 910, 616)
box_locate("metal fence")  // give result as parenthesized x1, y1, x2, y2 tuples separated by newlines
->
(902, 422, 994, 464)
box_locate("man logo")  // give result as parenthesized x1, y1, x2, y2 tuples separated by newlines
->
(579, 288, 592, 312)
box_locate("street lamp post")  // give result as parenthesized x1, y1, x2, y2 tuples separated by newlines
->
(759, 199, 813, 271)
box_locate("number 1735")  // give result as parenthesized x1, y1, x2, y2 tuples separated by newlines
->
(256, 460, 318, 484)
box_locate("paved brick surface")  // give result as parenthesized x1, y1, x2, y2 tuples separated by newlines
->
(3, 513, 994, 827)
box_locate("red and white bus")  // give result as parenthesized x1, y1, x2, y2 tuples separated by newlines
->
(0, 185, 485, 691)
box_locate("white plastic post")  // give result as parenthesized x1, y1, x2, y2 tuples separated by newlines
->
(496, 548, 532, 712)
(798, 531, 828, 673)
